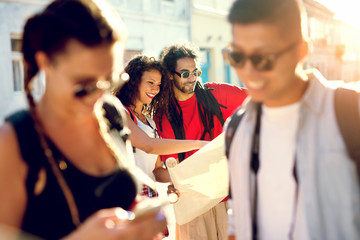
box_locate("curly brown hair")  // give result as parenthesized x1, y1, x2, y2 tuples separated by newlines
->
(114, 55, 171, 120)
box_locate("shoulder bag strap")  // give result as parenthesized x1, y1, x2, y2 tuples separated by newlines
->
(225, 106, 246, 159)
(334, 87, 360, 182)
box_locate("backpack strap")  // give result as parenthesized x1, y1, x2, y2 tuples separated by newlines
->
(123, 106, 139, 153)
(225, 106, 246, 159)
(334, 87, 360, 182)
(124, 106, 137, 125)
(5, 110, 45, 195)
(225, 106, 246, 199)
(198, 85, 227, 140)
(102, 100, 130, 143)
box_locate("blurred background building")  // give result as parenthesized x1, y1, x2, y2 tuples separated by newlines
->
(190, 0, 239, 85)
(0, 0, 192, 120)
(303, 0, 360, 81)
(0, 0, 359, 121)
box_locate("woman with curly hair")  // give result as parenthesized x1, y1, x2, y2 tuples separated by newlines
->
(115, 55, 206, 195)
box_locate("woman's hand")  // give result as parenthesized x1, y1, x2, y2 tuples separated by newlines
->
(63, 207, 167, 240)
(167, 184, 180, 204)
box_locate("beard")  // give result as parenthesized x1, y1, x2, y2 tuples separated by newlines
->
(173, 79, 196, 94)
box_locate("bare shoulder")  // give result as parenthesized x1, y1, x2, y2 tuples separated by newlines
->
(0, 122, 25, 166)
(0, 122, 28, 227)
(0, 121, 28, 185)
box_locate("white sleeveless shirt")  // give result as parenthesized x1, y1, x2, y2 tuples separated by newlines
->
(124, 108, 159, 181)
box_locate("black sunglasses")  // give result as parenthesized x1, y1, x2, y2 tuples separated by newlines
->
(74, 73, 129, 98)
(222, 41, 299, 71)
(174, 69, 202, 79)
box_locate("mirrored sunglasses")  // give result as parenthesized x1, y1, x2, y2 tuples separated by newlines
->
(174, 69, 202, 79)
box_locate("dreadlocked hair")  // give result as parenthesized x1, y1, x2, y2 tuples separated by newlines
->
(164, 81, 226, 162)
(195, 82, 225, 138)
(157, 41, 200, 133)
(21, 0, 125, 227)
(158, 42, 226, 161)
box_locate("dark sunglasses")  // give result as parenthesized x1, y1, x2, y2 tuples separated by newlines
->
(74, 73, 129, 98)
(222, 41, 299, 71)
(174, 69, 202, 79)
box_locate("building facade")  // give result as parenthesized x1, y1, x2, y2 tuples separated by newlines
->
(190, 0, 242, 86)
(0, 0, 191, 121)
(0, 0, 45, 121)
(191, 0, 360, 86)
(108, 0, 191, 61)
(1, 0, 360, 121)
(304, 0, 360, 81)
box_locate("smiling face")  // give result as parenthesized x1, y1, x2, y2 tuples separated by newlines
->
(172, 57, 200, 101)
(42, 39, 122, 115)
(135, 69, 162, 106)
(231, 22, 308, 107)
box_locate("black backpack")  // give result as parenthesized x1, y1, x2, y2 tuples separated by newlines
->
(225, 87, 360, 183)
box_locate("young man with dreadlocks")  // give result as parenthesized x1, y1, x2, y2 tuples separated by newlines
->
(156, 42, 247, 240)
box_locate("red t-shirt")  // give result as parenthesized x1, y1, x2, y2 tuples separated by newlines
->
(156, 82, 247, 162)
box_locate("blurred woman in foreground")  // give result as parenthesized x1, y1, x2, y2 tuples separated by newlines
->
(0, 0, 166, 239)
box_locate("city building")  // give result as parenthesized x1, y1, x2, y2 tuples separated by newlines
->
(190, 0, 242, 86)
(1, 0, 359, 121)
(191, 0, 360, 85)
(304, 0, 360, 81)
(108, 0, 191, 62)
(0, 0, 191, 121)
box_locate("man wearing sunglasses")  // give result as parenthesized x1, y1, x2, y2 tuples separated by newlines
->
(156, 42, 247, 240)
(225, 0, 360, 240)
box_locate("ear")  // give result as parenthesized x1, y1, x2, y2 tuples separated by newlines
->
(34, 51, 51, 71)
(297, 39, 309, 63)
(167, 72, 174, 81)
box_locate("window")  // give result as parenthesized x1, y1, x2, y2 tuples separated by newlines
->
(11, 38, 24, 92)
(126, 0, 142, 11)
(200, 49, 211, 83)
(10, 35, 46, 97)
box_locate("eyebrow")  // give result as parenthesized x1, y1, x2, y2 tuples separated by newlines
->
(178, 68, 198, 72)
(74, 77, 97, 85)
(74, 70, 114, 84)
(148, 78, 160, 82)
(231, 42, 275, 53)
